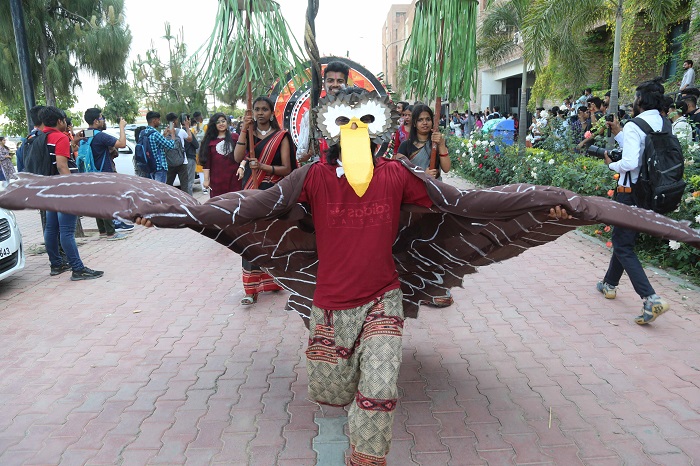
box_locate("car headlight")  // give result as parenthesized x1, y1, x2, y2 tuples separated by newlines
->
(6, 210, 17, 228)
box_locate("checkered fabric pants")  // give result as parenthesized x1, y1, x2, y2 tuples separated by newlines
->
(306, 288, 404, 466)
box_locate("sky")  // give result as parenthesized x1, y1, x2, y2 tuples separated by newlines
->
(76, 0, 411, 111)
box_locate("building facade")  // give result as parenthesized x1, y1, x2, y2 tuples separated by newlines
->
(381, 3, 412, 91)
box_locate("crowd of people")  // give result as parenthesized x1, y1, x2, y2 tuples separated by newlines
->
(525, 85, 699, 152)
(9, 105, 255, 282)
(423, 60, 699, 156)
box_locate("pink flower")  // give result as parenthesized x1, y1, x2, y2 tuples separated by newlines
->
(495, 168, 500, 174)
(584, 130, 592, 139)
(478, 163, 483, 169)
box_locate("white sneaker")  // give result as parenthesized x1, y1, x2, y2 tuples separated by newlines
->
(106, 232, 128, 241)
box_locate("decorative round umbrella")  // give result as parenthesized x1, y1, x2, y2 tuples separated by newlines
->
(268, 57, 388, 149)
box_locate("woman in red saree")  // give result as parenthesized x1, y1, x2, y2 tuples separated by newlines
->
(233, 96, 295, 305)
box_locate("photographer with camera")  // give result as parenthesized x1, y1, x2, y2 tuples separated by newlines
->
(596, 79, 670, 325)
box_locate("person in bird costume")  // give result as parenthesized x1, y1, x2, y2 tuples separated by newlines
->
(1, 89, 700, 465)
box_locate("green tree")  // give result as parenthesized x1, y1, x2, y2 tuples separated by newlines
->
(98, 80, 140, 124)
(131, 24, 207, 117)
(212, 104, 245, 120)
(477, 0, 533, 147)
(524, 0, 682, 143)
(0, 94, 79, 136)
(0, 0, 132, 108)
(0, 102, 30, 137)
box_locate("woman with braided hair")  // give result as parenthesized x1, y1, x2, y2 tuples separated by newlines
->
(233, 96, 295, 305)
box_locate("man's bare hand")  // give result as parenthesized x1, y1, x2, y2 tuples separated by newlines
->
(549, 206, 573, 220)
(135, 217, 153, 228)
(606, 116, 622, 136)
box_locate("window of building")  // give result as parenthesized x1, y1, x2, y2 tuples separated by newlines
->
(663, 20, 690, 81)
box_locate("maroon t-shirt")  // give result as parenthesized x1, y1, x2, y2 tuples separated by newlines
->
(205, 134, 242, 197)
(297, 158, 433, 310)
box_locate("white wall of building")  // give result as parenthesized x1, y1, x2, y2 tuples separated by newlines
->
(479, 57, 534, 110)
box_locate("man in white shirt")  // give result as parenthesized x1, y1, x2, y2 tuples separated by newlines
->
(599, 78, 670, 325)
(164, 112, 193, 193)
(679, 59, 695, 93)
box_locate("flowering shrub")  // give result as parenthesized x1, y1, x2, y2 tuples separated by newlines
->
(447, 133, 700, 284)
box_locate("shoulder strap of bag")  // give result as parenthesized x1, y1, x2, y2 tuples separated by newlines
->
(630, 117, 653, 134)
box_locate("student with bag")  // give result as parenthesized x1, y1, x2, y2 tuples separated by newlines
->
(33, 106, 104, 280)
(597, 78, 679, 325)
(76, 108, 129, 240)
(140, 111, 176, 183)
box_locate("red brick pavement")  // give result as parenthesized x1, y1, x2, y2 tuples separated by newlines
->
(0, 180, 699, 465)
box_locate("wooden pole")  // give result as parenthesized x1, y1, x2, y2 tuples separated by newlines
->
(305, 0, 321, 160)
(429, 17, 446, 171)
(244, 4, 259, 189)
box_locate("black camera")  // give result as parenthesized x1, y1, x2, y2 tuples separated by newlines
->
(587, 145, 622, 162)
(605, 114, 615, 122)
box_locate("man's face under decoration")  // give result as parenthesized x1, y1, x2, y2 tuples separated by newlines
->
(314, 91, 399, 197)
(323, 71, 347, 96)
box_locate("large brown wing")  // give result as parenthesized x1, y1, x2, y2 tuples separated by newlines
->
(1, 162, 698, 323)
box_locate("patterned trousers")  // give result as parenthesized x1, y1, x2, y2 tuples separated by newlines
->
(306, 288, 404, 466)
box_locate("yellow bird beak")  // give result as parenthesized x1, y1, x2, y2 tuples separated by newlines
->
(339, 117, 373, 198)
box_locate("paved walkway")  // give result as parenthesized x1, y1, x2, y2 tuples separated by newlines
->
(0, 177, 699, 466)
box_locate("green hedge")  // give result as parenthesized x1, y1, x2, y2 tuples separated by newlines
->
(446, 132, 700, 284)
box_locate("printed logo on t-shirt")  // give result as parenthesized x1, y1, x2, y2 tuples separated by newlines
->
(327, 199, 392, 229)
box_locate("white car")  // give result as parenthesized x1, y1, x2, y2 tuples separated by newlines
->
(0, 208, 25, 281)
(103, 128, 136, 176)
(113, 141, 137, 177)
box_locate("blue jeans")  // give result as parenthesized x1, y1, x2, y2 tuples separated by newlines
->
(603, 192, 655, 298)
(152, 170, 167, 183)
(44, 211, 84, 271)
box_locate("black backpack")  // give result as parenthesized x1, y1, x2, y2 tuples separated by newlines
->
(23, 130, 57, 176)
(135, 127, 158, 174)
(629, 117, 686, 214)
(165, 137, 186, 168)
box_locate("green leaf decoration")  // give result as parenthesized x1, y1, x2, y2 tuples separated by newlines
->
(194, 0, 307, 96)
(402, 0, 479, 101)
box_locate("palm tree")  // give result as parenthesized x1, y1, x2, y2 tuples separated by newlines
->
(477, 0, 532, 148)
(524, 0, 682, 141)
